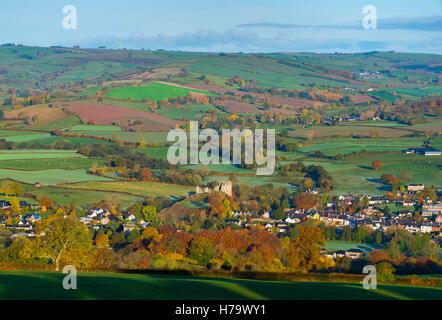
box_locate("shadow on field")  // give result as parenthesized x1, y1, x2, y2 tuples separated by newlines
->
(0, 271, 441, 300)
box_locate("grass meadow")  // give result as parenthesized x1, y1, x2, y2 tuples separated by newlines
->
(105, 82, 214, 101)
(0, 271, 440, 300)
(60, 180, 194, 198)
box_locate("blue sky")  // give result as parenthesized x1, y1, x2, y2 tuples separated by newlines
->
(0, 0, 441, 53)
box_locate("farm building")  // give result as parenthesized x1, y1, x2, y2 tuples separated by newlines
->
(403, 147, 441, 156)
(407, 184, 424, 192)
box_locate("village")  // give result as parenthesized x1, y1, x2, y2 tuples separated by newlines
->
(1, 181, 441, 261)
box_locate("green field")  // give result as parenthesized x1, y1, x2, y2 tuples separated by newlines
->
(0, 168, 113, 185)
(299, 137, 426, 156)
(0, 271, 440, 300)
(134, 147, 169, 159)
(0, 157, 105, 170)
(36, 116, 82, 131)
(21, 184, 142, 208)
(301, 153, 442, 195)
(0, 150, 83, 161)
(105, 82, 214, 101)
(67, 131, 168, 144)
(156, 107, 200, 120)
(3, 133, 52, 143)
(61, 180, 193, 198)
(69, 125, 122, 132)
(185, 104, 217, 112)
(326, 241, 382, 252)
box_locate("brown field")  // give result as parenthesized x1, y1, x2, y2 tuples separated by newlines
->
(134, 68, 184, 80)
(5, 105, 68, 125)
(219, 99, 299, 116)
(184, 83, 325, 108)
(293, 125, 413, 139)
(219, 100, 262, 113)
(352, 95, 376, 104)
(269, 107, 298, 116)
(67, 101, 179, 131)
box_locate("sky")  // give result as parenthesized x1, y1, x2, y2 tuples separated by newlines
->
(0, 0, 441, 53)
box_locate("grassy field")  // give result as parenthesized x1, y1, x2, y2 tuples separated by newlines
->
(68, 125, 122, 132)
(36, 116, 82, 131)
(326, 241, 382, 252)
(134, 147, 169, 159)
(285, 151, 442, 195)
(0, 150, 83, 161)
(61, 180, 194, 198)
(299, 137, 426, 156)
(155, 107, 200, 120)
(105, 82, 214, 101)
(0, 168, 113, 185)
(67, 131, 169, 144)
(0, 271, 440, 300)
(3, 133, 52, 142)
(0, 157, 105, 170)
(21, 184, 142, 208)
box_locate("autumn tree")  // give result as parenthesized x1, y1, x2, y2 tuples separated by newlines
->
(302, 178, 314, 190)
(380, 174, 396, 185)
(372, 160, 382, 170)
(208, 192, 231, 218)
(38, 197, 54, 208)
(142, 205, 157, 222)
(376, 261, 395, 283)
(140, 167, 153, 181)
(25, 215, 93, 271)
(287, 225, 325, 272)
(0, 181, 23, 196)
(294, 193, 316, 210)
(9, 197, 21, 213)
(188, 236, 214, 266)
(95, 233, 110, 248)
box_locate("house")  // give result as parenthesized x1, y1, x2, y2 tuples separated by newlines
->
(324, 251, 336, 259)
(226, 218, 241, 226)
(0, 200, 11, 209)
(262, 212, 270, 219)
(420, 223, 433, 233)
(285, 216, 299, 224)
(95, 216, 110, 225)
(402, 199, 415, 207)
(398, 220, 419, 233)
(277, 223, 288, 233)
(345, 249, 364, 259)
(335, 250, 346, 258)
(79, 217, 92, 225)
(123, 221, 138, 233)
(125, 213, 136, 221)
(368, 197, 387, 205)
(422, 204, 442, 217)
(232, 211, 251, 218)
(27, 214, 41, 223)
(407, 184, 424, 192)
(264, 223, 273, 230)
(87, 208, 104, 218)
